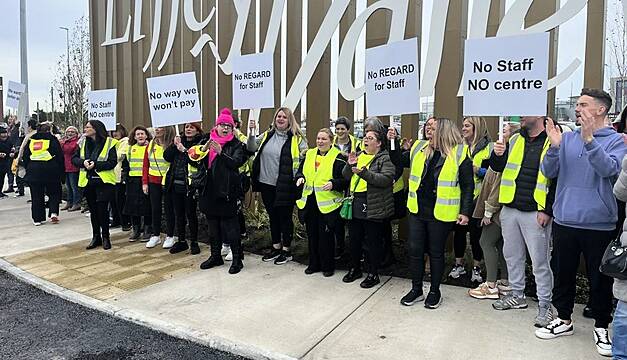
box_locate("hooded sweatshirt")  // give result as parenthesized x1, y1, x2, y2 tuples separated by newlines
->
(541, 126, 627, 231)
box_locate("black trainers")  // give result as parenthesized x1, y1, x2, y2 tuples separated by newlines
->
(342, 268, 363, 283)
(169, 241, 189, 254)
(190, 242, 200, 255)
(200, 256, 224, 270)
(424, 291, 442, 309)
(400, 288, 424, 306)
(274, 250, 292, 265)
(359, 274, 380, 288)
(262, 248, 282, 262)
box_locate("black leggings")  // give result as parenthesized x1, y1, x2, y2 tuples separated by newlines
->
(84, 184, 112, 237)
(110, 183, 130, 226)
(453, 217, 483, 262)
(304, 198, 337, 272)
(148, 183, 174, 237)
(206, 215, 241, 259)
(259, 183, 294, 248)
(30, 181, 61, 222)
(349, 218, 384, 275)
(408, 214, 454, 293)
(172, 191, 198, 242)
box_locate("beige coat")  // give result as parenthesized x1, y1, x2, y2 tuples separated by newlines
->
(472, 167, 502, 226)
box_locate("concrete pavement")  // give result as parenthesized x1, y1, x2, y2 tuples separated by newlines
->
(0, 192, 605, 360)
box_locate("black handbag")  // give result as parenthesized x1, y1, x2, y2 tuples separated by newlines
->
(599, 237, 627, 280)
(189, 163, 208, 190)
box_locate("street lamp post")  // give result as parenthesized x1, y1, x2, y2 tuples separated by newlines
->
(60, 26, 70, 126)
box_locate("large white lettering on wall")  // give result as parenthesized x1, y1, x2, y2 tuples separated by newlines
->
(100, 0, 603, 108)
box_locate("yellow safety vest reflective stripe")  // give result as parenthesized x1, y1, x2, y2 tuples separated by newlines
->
(29, 139, 52, 161)
(296, 147, 344, 213)
(127, 144, 147, 177)
(499, 134, 550, 210)
(407, 142, 467, 222)
(147, 140, 170, 185)
(78, 137, 117, 187)
(259, 131, 303, 174)
(470, 142, 494, 199)
(350, 153, 375, 193)
(333, 134, 357, 153)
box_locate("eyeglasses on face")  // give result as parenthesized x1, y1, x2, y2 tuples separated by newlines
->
(363, 136, 378, 141)
(218, 124, 233, 129)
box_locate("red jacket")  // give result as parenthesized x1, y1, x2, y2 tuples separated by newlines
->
(142, 145, 163, 185)
(61, 137, 79, 173)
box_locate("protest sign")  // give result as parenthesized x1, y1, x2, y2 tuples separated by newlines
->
(365, 38, 420, 117)
(232, 53, 275, 110)
(6, 81, 26, 109)
(146, 72, 201, 128)
(88, 89, 117, 131)
(463, 33, 550, 117)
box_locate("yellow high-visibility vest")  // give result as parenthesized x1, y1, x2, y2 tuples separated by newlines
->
(259, 130, 303, 173)
(407, 142, 468, 222)
(499, 134, 550, 210)
(470, 142, 494, 199)
(147, 140, 170, 185)
(236, 132, 251, 175)
(78, 137, 117, 187)
(296, 147, 344, 213)
(393, 176, 405, 193)
(333, 134, 357, 153)
(350, 153, 375, 193)
(126, 144, 147, 177)
(29, 139, 52, 161)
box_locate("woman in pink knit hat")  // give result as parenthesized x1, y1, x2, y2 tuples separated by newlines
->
(189, 108, 247, 274)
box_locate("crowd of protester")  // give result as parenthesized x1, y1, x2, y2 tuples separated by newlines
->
(1, 88, 627, 358)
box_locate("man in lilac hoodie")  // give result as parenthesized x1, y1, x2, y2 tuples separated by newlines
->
(536, 88, 627, 357)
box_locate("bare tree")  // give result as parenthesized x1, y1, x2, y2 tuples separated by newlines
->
(52, 16, 90, 129)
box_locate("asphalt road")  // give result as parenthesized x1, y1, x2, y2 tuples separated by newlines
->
(0, 270, 248, 360)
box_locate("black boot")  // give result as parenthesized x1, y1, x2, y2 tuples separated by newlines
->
(86, 235, 102, 250)
(229, 258, 243, 274)
(169, 241, 189, 254)
(102, 235, 111, 250)
(342, 268, 363, 283)
(141, 225, 152, 242)
(360, 274, 380, 288)
(200, 255, 224, 270)
(129, 225, 141, 241)
(190, 241, 200, 255)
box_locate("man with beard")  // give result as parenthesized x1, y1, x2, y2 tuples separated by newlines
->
(488, 115, 557, 331)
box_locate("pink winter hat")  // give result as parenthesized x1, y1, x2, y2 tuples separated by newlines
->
(216, 108, 235, 126)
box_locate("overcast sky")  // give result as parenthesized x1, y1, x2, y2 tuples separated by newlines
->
(0, 0, 617, 115)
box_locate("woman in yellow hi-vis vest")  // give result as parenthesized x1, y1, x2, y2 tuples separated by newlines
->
(331, 116, 355, 262)
(342, 128, 395, 289)
(23, 121, 64, 226)
(451, 116, 492, 283)
(71, 120, 118, 250)
(388, 118, 474, 309)
(295, 128, 348, 277)
(247, 107, 308, 265)
(122, 126, 153, 241)
(110, 124, 131, 230)
(142, 126, 176, 249)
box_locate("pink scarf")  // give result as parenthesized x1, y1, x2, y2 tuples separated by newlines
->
(208, 127, 234, 168)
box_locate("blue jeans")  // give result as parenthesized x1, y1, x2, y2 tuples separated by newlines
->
(615, 300, 627, 359)
(65, 172, 81, 206)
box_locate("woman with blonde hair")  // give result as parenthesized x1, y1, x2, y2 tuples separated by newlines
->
(248, 107, 308, 264)
(143, 126, 177, 249)
(389, 118, 474, 308)
(450, 116, 492, 283)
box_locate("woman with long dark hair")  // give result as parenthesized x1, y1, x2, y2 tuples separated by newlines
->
(72, 120, 118, 250)
(164, 122, 204, 255)
(123, 126, 153, 241)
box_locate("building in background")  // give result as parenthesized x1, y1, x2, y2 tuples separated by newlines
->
(611, 76, 627, 114)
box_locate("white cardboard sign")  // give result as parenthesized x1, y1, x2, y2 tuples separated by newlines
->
(88, 89, 117, 131)
(365, 38, 420, 117)
(463, 33, 550, 117)
(6, 81, 26, 109)
(232, 53, 275, 110)
(146, 72, 201, 128)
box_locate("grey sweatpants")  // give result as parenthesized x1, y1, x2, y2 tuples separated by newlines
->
(500, 206, 553, 307)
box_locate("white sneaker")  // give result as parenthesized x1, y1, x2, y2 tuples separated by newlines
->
(448, 264, 466, 279)
(146, 236, 161, 248)
(225, 248, 233, 261)
(471, 266, 483, 283)
(593, 328, 612, 357)
(33, 221, 42, 226)
(535, 318, 574, 340)
(163, 236, 175, 249)
(221, 244, 230, 256)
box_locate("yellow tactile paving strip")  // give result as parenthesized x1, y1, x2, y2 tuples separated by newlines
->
(5, 236, 208, 300)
